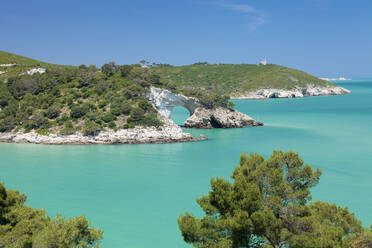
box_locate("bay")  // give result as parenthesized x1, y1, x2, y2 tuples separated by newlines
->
(1, 80, 372, 247)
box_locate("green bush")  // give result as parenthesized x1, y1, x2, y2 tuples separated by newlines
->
(60, 121, 75, 135)
(128, 107, 145, 124)
(101, 112, 116, 123)
(31, 112, 49, 129)
(142, 113, 162, 127)
(0, 117, 15, 132)
(98, 100, 107, 109)
(108, 121, 116, 129)
(46, 106, 60, 119)
(86, 111, 98, 121)
(83, 120, 101, 136)
(121, 103, 131, 115)
(70, 104, 89, 119)
(138, 99, 153, 113)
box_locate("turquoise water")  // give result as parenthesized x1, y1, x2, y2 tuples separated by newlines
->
(1, 80, 372, 247)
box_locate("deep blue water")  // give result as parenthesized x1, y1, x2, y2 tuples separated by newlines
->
(1, 80, 372, 247)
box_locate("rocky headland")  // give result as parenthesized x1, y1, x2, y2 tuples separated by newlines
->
(0, 87, 261, 145)
(231, 85, 350, 100)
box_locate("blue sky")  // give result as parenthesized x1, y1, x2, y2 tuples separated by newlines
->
(1, 0, 371, 77)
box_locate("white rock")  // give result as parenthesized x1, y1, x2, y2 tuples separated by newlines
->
(0, 63, 17, 67)
(184, 107, 263, 128)
(231, 85, 351, 100)
(21, 68, 46, 76)
(0, 119, 196, 145)
(146, 87, 199, 118)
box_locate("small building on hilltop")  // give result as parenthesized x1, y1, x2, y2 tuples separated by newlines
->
(259, 58, 267, 66)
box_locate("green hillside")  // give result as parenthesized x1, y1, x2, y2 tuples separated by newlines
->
(0, 51, 335, 135)
(0, 50, 50, 65)
(0, 50, 69, 81)
(153, 63, 335, 95)
(0, 51, 232, 135)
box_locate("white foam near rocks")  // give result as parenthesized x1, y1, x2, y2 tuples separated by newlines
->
(231, 85, 350, 100)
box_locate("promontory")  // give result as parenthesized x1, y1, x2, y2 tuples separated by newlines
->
(0, 51, 349, 144)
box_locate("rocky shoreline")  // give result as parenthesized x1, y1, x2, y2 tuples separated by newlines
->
(0, 121, 199, 145)
(0, 87, 263, 145)
(231, 85, 350, 100)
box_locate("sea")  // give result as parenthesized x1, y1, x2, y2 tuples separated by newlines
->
(1, 80, 371, 247)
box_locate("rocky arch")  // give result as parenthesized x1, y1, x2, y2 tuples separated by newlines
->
(146, 86, 263, 129)
(146, 87, 200, 119)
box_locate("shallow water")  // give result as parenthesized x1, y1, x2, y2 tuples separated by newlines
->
(1, 80, 372, 247)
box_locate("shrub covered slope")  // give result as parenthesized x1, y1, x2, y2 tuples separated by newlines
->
(153, 63, 335, 95)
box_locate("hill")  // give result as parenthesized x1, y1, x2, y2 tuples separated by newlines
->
(0, 50, 50, 65)
(0, 51, 248, 143)
(0, 50, 70, 81)
(152, 63, 336, 96)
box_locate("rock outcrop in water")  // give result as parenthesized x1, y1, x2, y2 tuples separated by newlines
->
(231, 85, 350, 100)
(184, 107, 263, 128)
(146, 87, 262, 129)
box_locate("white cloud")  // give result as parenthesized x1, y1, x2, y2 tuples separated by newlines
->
(200, 1, 268, 33)
(224, 4, 257, 13)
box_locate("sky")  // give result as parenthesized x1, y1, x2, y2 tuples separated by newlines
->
(1, 0, 371, 78)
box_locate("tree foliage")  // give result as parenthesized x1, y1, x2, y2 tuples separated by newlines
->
(0, 62, 165, 135)
(0, 183, 103, 248)
(178, 151, 372, 248)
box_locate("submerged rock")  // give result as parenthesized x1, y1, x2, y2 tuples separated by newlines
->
(184, 107, 263, 129)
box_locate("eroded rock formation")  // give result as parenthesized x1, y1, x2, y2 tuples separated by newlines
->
(184, 107, 263, 128)
(146, 87, 262, 129)
(146, 87, 199, 118)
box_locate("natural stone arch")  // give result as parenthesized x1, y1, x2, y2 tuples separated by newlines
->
(146, 87, 200, 119)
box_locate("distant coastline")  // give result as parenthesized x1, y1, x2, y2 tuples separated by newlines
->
(231, 85, 350, 100)
(320, 77, 352, 81)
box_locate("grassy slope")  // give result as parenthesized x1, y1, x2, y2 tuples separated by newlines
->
(0, 50, 70, 81)
(153, 64, 335, 95)
(0, 50, 51, 65)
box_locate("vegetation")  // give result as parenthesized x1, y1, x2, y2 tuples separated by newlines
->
(0, 51, 236, 135)
(153, 63, 335, 96)
(178, 150, 372, 248)
(0, 182, 103, 248)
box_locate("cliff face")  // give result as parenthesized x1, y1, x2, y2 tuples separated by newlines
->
(146, 87, 262, 129)
(231, 85, 350, 100)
